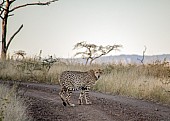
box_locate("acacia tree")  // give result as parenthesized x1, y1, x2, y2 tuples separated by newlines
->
(0, 0, 58, 60)
(74, 41, 122, 65)
(13, 50, 26, 60)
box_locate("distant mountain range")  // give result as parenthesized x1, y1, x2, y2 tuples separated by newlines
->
(70, 54, 170, 64)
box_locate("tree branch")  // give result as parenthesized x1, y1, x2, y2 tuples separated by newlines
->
(0, 0, 5, 6)
(0, 14, 4, 19)
(9, 0, 16, 4)
(90, 44, 122, 64)
(0, 0, 8, 19)
(137, 46, 147, 64)
(0, 6, 5, 19)
(74, 52, 88, 57)
(6, 24, 23, 51)
(0, 8, 4, 15)
(9, 0, 58, 12)
(8, 13, 14, 17)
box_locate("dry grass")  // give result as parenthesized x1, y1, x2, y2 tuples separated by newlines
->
(0, 58, 170, 105)
(94, 64, 170, 104)
(0, 84, 31, 121)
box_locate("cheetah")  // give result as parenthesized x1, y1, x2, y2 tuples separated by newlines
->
(59, 69, 102, 107)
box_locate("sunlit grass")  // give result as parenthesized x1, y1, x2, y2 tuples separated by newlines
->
(0, 57, 170, 104)
(94, 69, 170, 104)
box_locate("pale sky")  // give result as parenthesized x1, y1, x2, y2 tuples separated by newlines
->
(4, 0, 170, 58)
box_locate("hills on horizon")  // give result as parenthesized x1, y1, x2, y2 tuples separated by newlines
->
(69, 54, 170, 64)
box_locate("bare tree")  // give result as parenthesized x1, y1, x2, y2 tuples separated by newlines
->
(74, 41, 122, 65)
(0, 0, 58, 60)
(137, 46, 147, 64)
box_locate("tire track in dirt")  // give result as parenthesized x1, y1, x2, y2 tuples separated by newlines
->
(25, 89, 112, 121)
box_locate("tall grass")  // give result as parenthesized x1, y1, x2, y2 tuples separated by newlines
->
(0, 84, 31, 121)
(94, 63, 170, 104)
(0, 58, 170, 104)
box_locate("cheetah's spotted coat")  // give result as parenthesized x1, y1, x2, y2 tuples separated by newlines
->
(59, 69, 102, 106)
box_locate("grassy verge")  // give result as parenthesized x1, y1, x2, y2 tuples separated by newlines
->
(0, 58, 170, 105)
(0, 84, 31, 121)
(94, 64, 170, 104)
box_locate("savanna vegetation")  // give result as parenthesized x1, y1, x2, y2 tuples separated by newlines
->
(2, 0, 169, 120)
(0, 84, 31, 121)
(0, 55, 170, 105)
(0, 1, 58, 120)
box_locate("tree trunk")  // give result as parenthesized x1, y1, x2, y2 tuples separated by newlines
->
(85, 58, 90, 65)
(89, 59, 93, 65)
(1, 18, 8, 60)
(1, 50, 7, 60)
(1, 2, 9, 60)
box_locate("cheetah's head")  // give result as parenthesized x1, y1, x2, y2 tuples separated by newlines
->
(90, 69, 103, 80)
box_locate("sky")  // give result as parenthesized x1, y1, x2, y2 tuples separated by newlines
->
(3, 0, 170, 58)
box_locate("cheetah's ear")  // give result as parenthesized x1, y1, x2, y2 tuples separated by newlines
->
(89, 69, 94, 73)
(88, 69, 95, 74)
(98, 69, 103, 74)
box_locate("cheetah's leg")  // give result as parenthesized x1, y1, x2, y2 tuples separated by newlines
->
(84, 89, 92, 105)
(78, 90, 85, 105)
(66, 90, 75, 107)
(59, 87, 67, 106)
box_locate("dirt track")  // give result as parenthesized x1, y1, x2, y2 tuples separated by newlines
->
(1, 81, 170, 121)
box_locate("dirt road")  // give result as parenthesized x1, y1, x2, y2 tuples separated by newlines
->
(1, 81, 170, 121)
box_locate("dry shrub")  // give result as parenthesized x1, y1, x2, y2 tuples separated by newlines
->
(0, 85, 31, 121)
